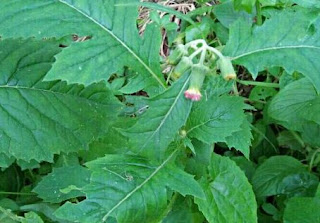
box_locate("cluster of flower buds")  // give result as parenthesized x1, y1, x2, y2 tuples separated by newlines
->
(167, 39, 237, 101)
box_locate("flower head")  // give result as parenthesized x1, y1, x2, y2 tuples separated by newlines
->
(184, 88, 202, 101)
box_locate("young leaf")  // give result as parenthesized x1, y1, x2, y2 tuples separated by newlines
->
(283, 197, 320, 223)
(33, 166, 91, 203)
(0, 0, 166, 94)
(55, 152, 204, 223)
(224, 9, 320, 91)
(0, 38, 122, 165)
(252, 156, 318, 197)
(194, 154, 257, 223)
(186, 95, 251, 157)
(123, 74, 192, 158)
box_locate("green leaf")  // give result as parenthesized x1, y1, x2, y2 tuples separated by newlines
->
(186, 95, 251, 157)
(123, 74, 192, 158)
(20, 203, 66, 223)
(33, 166, 91, 203)
(163, 197, 205, 223)
(277, 131, 304, 151)
(213, 0, 255, 28)
(224, 9, 320, 91)
(0, 154, 15, 169)
(0, 0, 166, 94)
(284, 197, 320, 223)
(252, 156, 318, 197)
(55, 152, 204, 223)
(225, 116, 252, 159)
(194, 154, 257, 223)
(0, 38, 122, 165)
(292, 0, 320, 8)
(233, 0, 257, 13)
(269, 78, 319, 131)
(21, 212, 44, 223)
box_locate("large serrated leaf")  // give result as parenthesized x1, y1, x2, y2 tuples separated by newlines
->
(194, 154, 257, 223)
(123, 74, 192, 159)
(224, 9, 320, 91)
(186, 95, 251, 157)
(0, 38, 122, 165)
(0, 0, 166, 95)
(33, 166, 91, 203)
(54, 151, 204, 223)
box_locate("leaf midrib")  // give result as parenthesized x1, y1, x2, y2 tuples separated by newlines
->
(102, 149, 178, 222)
(58, 0, 166, 89)
(231, 45, 320, 60)
(0, 85, 111, 106)
(139, 76, 191, 151)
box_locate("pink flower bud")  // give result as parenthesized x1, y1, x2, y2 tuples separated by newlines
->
(184, 88, 202, 101)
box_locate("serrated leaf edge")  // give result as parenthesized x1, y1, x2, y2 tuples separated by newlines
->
(57, 0, 166, 89)
(102, 149, 178, 222)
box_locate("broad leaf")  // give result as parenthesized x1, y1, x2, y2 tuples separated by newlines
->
(213, 0, 255, 28)
(292, 0, 320, 8)
(186, 95, 251, 157)
(123, 74, 192, 158)
(0, 38, 122, 165)
(252, 156, 318, 197)
(225, 116, 252, 159)
(284, 197, 320, 223)
(33, 166, 91, 203)
(224, 10, 320, 91)
(0, 0, 166, 95)
(163, 197, 205, 223)
(269, 78, 320, 130)
(233, 0, 256, 13)
(55, 152, 204, 223)
(194, 154, 257, 223)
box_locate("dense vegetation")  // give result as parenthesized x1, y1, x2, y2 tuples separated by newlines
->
(0, 0, 319, 222)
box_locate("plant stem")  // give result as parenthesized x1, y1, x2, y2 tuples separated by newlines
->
(233, 82, 239, 95)
(255, 1, 262, 26)
(309, 148, 320, 172)
(289, 130, 305, 148)
(161, 192, 179, 219)
(237, 79, 279, 88)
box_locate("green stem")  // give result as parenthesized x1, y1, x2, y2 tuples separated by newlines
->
(161, 192, 179, 219)
(233, 82, 239, 95)
(289, 131, 305, 148)
(309, 148, 320, 172)
(237, 79, 279, 88)
(255, 1, 262, 26)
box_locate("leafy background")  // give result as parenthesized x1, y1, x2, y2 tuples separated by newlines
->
(0, 0, 320, 223)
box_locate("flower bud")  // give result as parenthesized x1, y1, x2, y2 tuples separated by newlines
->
(184, 64, 209, 101)
(218, 57, 237, 80)
(171, 56, 193, 80)
(167, 44, 188, 65)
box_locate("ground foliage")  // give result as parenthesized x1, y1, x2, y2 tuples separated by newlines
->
(0, 0, 319, 222)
